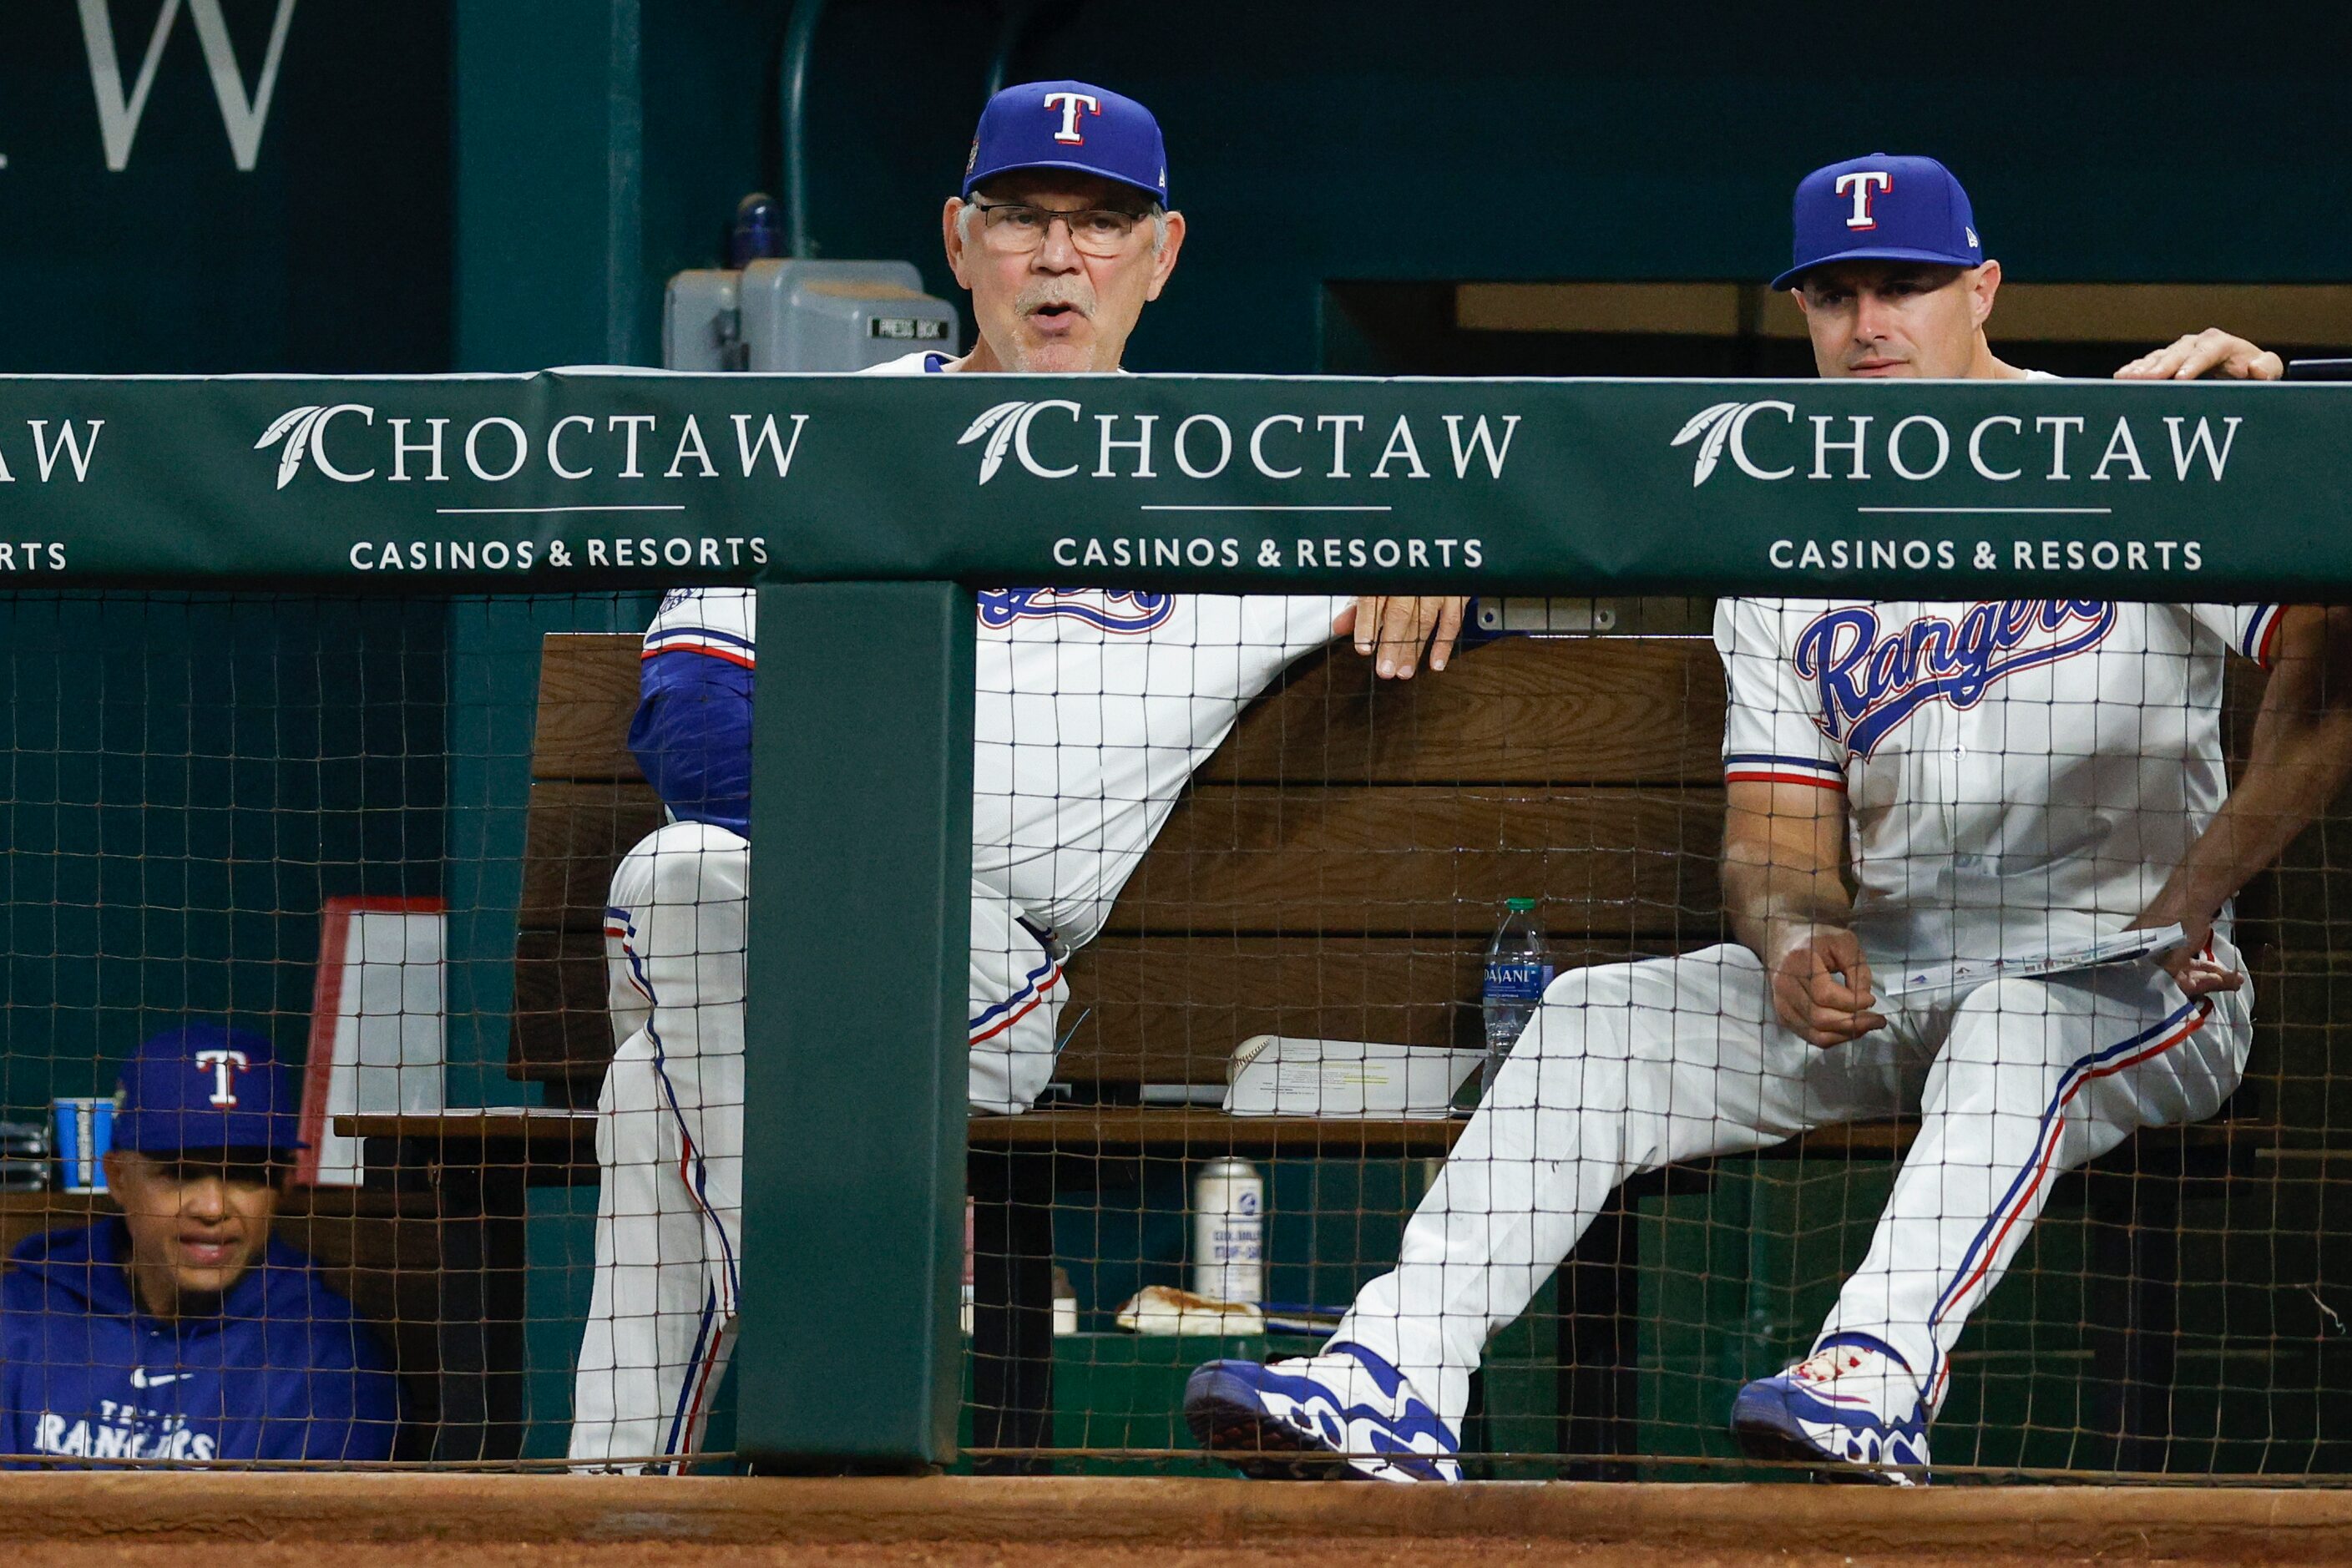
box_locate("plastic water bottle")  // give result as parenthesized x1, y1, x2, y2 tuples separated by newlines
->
(1480, 898, 1553, 1098)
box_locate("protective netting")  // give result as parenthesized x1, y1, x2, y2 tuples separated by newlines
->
(0, 592, 665, 1469)
(951, 590, 2352, 1484)
(5, 585, 2349, 1482)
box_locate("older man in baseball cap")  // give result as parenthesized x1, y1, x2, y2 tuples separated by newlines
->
(578, 77, 1471, 1474)
(0, 1024, 398, 1464)
(945, 78, 1176, 374)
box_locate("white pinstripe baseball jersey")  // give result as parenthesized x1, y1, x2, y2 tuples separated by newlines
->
(1717, 597, 2284, 967)
(649, 353, 1345, 952)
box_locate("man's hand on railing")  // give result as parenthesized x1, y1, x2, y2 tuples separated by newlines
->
(1338, 595, 1469, 680)
(2115, 329, 2284, 382)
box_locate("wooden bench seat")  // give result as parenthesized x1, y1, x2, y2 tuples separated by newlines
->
(504, 633, 2317, 1107)
(964, 1108, 2279, 1168)
(510, 630, 1730, 1099)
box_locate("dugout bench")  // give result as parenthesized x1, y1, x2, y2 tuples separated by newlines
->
(503, 624, 2309, 1476)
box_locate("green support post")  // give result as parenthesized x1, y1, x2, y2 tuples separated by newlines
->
(736, 581, 976, 1470)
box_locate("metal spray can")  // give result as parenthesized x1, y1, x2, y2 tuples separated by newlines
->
(1191, 1157, 1266, 1306)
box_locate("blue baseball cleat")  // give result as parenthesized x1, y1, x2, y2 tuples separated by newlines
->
(1730, 1338, 1932, 1485)
(1183, 1344, 1463, 1483)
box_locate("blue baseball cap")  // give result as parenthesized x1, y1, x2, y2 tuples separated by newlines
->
(1773, 154, 1984, 291)
(112, 1023, 305, 1158)
(963, 79, 1167, 205)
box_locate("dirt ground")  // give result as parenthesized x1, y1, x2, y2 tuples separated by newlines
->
(6, 1474, 2346, 1568)
(5, 1546, 2317, 1568)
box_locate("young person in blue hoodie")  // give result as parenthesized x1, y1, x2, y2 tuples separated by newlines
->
(1, 1023, 399, 1464)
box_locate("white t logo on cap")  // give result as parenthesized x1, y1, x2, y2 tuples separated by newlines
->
(1834, 170, 1894, 230)
(1043, 91, 1100, 145)
(193, 1048, 250, 1107)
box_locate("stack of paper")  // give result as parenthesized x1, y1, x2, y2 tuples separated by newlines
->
(1223, 1035, 1483, 1120)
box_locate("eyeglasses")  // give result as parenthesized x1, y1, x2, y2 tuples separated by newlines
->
(969, 200, 1151, 258)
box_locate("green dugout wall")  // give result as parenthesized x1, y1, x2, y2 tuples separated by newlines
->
(3, 369, 2346, 1467)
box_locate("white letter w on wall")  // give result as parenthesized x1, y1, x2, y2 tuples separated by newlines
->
(79, 0, 299, 172)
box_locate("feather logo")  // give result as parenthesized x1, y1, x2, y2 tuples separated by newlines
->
(1670, 400, 1743, 488)
(958, 399, 1033, 485)
(1669, 399, 1794, 488)
(955, 399, 1079, 485)
(256, 404, 323, 489)
(255, 403, 374, 490)
(959, 400, 1026, 446)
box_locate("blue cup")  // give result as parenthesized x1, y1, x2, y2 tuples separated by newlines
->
(53, 1098, 114, 1194)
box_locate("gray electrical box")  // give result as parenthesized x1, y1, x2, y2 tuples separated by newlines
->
(665, 260, 959, 372)
(664, 269, 745, 371)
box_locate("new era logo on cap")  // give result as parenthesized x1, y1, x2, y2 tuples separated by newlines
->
(964, 78, 1168, 205)
(1774, 153, 1984, 290)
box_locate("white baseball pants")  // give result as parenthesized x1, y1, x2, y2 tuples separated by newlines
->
(569, 822, 749, 1471)
(967, 890, 1068, 1115)
(1331, 938, 2251, 1428)
(569, 823, 1068, 1469)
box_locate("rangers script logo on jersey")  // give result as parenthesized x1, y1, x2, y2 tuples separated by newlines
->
(1793, 599, 2117, 754)
(977, 588, 1176, 634)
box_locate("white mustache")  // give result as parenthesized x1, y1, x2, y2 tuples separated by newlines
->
(1018, 283, 1094, 318)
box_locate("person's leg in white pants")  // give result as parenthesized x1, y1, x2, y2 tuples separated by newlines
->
(573, 847, 1072, 1469)
(1814, 938, 2253, 1419)
(569, 822, 748, 1471)
(1333, 943, 1918, 1428)
(967, 886, 1066, 1115)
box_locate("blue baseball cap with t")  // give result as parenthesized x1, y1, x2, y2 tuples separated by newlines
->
(112, 1022, 305, 1158)
(1773, 154, 1984, 291)
(964, 79, 1167, 205)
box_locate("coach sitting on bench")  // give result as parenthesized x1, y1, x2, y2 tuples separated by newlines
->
(0, 1024, 398, 1465)
(1186, 154, 2348, 1485)
(570, 77, 1469, 1471)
